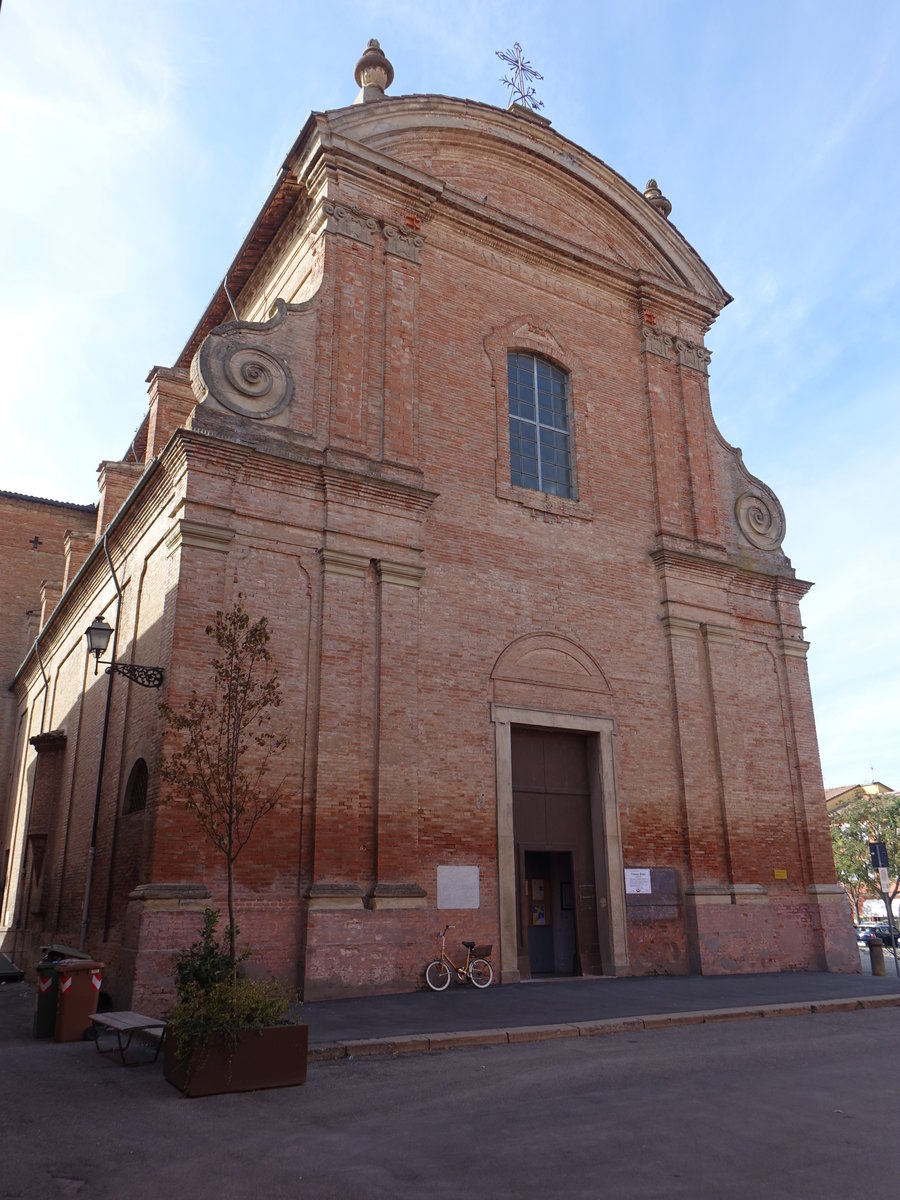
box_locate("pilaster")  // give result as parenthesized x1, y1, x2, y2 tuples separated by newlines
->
(369, 559, 427, 909)
(308, 549, 370, 910)
(641, 326, 692, 540)
(675, 339, 722, 547)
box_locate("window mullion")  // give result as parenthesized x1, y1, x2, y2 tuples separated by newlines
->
(532, 356, 543, 492)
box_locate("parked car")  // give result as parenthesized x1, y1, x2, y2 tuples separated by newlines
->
(857, 924, 900, 947)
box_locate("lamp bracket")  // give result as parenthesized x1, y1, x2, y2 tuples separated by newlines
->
(105, 663, 165, 689)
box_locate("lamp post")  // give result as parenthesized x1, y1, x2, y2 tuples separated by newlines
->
(80, 616, 164, 949)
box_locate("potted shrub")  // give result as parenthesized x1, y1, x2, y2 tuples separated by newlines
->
(159, 601, 306, 1096)
(164, 909, 306, 1097)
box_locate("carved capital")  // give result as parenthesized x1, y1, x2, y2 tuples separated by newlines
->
(323, 201, 378, 246)
(383, 223, 425, 263)
(675, 339, 712, 374)
(641, 325, 673, 359)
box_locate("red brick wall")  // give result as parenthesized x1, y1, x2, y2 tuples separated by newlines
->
(0, 492, 95, 911)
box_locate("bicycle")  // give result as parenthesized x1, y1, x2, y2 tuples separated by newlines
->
(425, 925, 494, 990)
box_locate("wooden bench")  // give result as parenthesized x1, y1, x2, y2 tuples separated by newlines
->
(90, 1011, 167, 1067)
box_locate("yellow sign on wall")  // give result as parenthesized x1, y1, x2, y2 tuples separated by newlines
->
(773, 868, 788, 880)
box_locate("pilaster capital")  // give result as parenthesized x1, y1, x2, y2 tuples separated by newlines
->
(322, 201, 378, 246)
(383, 223, 425, 264)
(641, 325, 673, 359)
(166, 518, 235, 554)
(320, 549, 370, 578)
(675, 339, 712, 374)
(661, 615, 700, 640)
(702, 623, 736, 646)
(776, 637, 810, 660)
(376, 560, 425, 588)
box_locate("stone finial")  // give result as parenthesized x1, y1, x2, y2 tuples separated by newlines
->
(644, 179, 672, 219)
(354, 39, 394, 104)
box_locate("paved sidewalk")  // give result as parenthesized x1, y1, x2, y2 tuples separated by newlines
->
(4, 960, 898, 1064)
(301, 966, 900, 1061)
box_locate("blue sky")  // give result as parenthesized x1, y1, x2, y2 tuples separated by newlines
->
(1, 1, 897, 788)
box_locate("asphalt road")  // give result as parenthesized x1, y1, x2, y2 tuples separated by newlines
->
(3, 984, 898, 1199)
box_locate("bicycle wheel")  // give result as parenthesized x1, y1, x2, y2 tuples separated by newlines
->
(468, 958, 493, 988)
(425, 960, 451, 991)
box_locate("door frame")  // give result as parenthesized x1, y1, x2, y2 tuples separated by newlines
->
(492, 704, 629, 984)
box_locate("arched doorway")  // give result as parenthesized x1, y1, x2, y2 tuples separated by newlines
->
(490, 634, 629, 984)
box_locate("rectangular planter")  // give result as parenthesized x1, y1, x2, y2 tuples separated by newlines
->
(164, 1023, 308, 1097)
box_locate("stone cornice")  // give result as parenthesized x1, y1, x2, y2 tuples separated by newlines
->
(650, 544, 736, 589)
(435, 190, 717, 321)
(317, 95, 730, 310)
(29, 730, 67, 753)
(10, 457, 170, 694)
(321, 466, 437, 517)
(774, 575, 814, 602)
(651, 541, 802, 593)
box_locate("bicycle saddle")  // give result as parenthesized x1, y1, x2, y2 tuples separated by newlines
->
(462, 940, 476, 950)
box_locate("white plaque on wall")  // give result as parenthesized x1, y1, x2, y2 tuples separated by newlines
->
(437, 865, 480, 909)
(624, 868, 652, 895)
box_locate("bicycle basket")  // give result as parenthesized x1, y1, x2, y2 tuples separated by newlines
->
(472, 944, 492, 959)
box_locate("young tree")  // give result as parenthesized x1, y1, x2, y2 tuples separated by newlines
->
(160, 600, 287, 969)
(829, 788, 900, 921)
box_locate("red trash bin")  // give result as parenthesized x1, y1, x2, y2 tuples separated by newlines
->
(54, 959, 104, 1042)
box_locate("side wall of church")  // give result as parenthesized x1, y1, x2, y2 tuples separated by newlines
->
(0, 493, 96, 933)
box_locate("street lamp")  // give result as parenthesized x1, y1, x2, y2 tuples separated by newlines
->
(84, 615, 164, 688)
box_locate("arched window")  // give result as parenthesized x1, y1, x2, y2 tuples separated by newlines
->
(122, 758, 148, 815)
(507, 352, 573, 498)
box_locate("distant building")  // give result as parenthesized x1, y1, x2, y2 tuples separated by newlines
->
(825, 782, 896, 815)
(0, 43, 859, 1009)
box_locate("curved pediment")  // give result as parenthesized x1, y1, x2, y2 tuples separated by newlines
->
(316, 96, 730, 310)
(492, 633, 611, 695)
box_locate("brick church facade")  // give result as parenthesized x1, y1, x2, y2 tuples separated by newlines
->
(0, 43, 858, 1008)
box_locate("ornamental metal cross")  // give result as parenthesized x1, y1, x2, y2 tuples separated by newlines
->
(496, 43, 544, 111)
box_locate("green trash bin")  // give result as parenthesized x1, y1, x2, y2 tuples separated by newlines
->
(33, 945, 92, 1039)
(34, 959, 60, 1038)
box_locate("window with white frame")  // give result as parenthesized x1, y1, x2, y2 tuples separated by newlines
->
(507, 352, 573, 498)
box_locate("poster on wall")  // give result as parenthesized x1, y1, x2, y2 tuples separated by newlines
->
(624, 868, 652, 895)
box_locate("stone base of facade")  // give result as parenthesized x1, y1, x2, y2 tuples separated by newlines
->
(24, 879, 858, 1014)
(684, 885, 860, 976)
(301, 904, 489, 1001)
